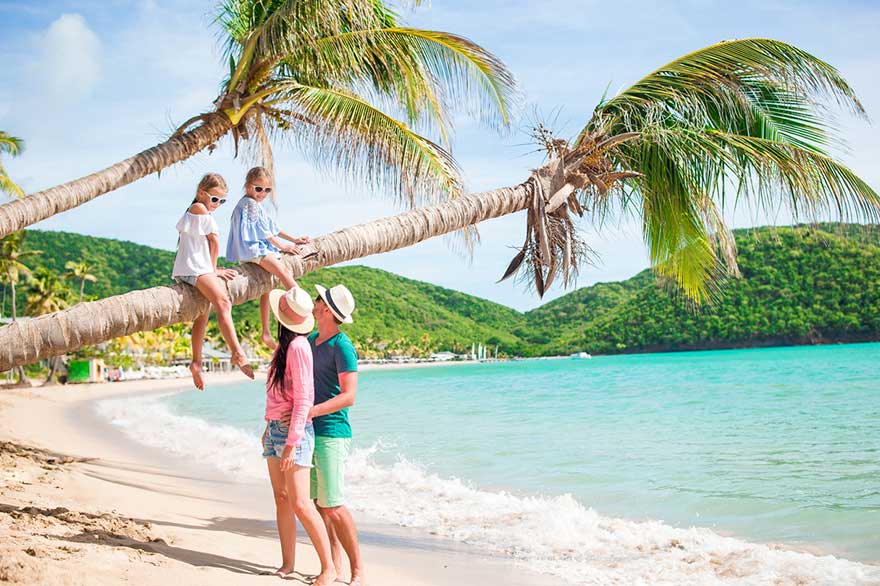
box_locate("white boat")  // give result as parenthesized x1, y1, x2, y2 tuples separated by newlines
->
(570, 351, 592, 359)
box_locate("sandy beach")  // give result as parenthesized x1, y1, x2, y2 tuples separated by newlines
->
(0, 373, 558, 586)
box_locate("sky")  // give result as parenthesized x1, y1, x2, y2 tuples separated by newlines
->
(0, 0, 878, 311)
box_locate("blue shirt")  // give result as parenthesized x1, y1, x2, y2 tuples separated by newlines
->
(308, 331, 359, 438)
(225, 196, 280, 262)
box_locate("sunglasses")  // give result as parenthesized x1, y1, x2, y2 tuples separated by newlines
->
(254, 186, 273, 193)
(209, 196, 227, 204)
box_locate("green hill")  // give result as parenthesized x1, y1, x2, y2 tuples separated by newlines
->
(7, 223, 880, 359)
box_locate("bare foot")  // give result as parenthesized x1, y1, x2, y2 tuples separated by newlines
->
(274, 565, 294, 578)
(188, 362, 205, 391)
(349, 573, 364, 586)
(261, 332, 278, 350)
(231, 353, 255, 380)
(315, 569, 337, 586)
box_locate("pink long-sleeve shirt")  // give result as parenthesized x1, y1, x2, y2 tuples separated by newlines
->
(265, 336, 314, 447)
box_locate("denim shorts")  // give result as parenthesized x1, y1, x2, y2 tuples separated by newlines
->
(174, 275, 201, 287)
(262, 420, 314, 467)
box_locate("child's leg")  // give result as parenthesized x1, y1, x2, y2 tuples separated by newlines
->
(267, 457, 296, 575)
(195, 274, 254, 380)
(259, 293, 277, 350)
(257, 255, 299, 348)
(189, 312, 209, 391)
(259, 254, 299, 289)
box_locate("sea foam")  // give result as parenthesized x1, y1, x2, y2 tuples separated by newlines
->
(96, 394, 880, 586)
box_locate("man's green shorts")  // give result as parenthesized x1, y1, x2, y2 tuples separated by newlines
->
(310, 436, 351, 508)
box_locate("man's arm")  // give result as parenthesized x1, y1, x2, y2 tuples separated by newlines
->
(310, 371, 357, 418)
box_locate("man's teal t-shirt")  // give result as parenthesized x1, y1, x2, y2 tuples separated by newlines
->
(308, 331, 358, 438)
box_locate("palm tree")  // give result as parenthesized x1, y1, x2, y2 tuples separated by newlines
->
(0, 38, 878, 371)
(0, 131, 24, 199)
(64, 260, 98, 303)
(0, 231, 40, 384)
(0, 232, 41, 323)
(0, 1, 516, 239)
(24, 268, 73, 385)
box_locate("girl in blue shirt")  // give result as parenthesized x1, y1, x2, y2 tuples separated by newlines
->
(226, 167, 311, 349)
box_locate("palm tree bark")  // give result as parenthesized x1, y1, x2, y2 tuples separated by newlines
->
(0, 114, 232, 240)
(0, 181, 533, 371)
(79, 279, 85, 304)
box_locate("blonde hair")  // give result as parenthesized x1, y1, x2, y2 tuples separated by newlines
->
(193, 173, 227, 203)
(245, 166, 276, 207)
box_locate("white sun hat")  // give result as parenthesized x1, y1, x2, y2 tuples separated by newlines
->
(268, 286, 315, 334)
(315, 284, 355, 324)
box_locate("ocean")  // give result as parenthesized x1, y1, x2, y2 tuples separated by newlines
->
(96, 343, 880, 585)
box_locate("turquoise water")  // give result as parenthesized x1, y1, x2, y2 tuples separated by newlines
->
(152, 343, 878, 569)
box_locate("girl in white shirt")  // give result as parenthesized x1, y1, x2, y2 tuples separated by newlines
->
(172, 172, 254, 390)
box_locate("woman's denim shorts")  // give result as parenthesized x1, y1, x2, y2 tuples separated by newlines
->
(262, 420, 314, 467)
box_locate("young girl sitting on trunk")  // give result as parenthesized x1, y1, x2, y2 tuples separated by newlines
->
(226, 166, 310, 350)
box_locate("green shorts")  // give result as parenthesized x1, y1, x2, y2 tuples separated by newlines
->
(310, 436, 351, 508)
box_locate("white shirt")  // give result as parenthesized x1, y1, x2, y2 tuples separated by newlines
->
(172, 212, 220, 278)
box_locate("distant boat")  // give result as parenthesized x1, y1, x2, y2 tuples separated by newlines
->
(570, 351, 592, 359)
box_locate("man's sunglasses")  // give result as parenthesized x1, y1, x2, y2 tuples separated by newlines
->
(209, 196, 227, 204)
(254, 186, 273, 193)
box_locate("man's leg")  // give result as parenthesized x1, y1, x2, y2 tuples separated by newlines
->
(312, 437, 362, 583)
(318, 504, 362, 585)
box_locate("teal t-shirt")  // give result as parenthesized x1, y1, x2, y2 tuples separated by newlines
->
(308, 331, 358, 438)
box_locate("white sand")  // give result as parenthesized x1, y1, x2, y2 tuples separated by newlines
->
(0, 374, 558, 586)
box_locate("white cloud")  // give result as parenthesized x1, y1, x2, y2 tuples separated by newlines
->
(35, 13, 101, 98)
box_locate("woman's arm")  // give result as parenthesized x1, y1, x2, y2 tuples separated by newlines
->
(277, 230, 311, 245)
(285, 344, 314, 448)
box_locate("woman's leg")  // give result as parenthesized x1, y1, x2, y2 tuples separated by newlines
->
(188, 312, 209, 390)
(267, 458, 297, 576)
(287, 465, 336, 586)
(195, 274, 254, 379)
(257, 255, 299, 348)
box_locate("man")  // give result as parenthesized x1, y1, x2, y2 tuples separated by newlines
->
(308, 283, 363, 585)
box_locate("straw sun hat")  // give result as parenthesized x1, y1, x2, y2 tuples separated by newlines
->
(268, 286, 315, 334)
(315, 284, 355, 324)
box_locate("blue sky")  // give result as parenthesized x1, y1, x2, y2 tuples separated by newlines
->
(1, 0, 878, 311)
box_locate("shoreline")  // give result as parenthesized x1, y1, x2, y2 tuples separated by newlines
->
(0, 373, 560, 586)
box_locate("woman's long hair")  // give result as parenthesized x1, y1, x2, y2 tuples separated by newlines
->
(267, 322, 305, 398)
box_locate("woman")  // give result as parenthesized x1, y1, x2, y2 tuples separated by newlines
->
(263, 286, 335, 584)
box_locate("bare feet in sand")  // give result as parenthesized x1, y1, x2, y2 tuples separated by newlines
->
(231, 353, 255, 380)
(261, 331, 278, 350)
(188, 362, 205, 391)
(315, 569, 337, 586)
(349, 573, 364, 586)
(273, 565, 294, 578)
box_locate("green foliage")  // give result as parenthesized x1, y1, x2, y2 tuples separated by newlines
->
(530, 223, 880, 355)
(17, 225, 880, 359)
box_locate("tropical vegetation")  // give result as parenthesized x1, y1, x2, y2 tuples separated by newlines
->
(10, 224, 880, 366)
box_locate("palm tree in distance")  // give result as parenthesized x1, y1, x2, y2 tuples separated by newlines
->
(0, 231, 41, 384)
(0, 38, 878, 370)
(64, 260, 99, 304)
(0, 0, 516, 239)
(0, 131, 25, 199)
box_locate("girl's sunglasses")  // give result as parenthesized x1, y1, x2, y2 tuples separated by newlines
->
(209, 196, 227, 204)
(254, 186, 272, 193)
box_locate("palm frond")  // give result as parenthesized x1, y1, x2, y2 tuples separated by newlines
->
(0, 132, 24, 156)
(274, 82, 462, 206)
(0, 165, 26, 199)
(309, 28, 517, 131)
(585, 38, 865, 149)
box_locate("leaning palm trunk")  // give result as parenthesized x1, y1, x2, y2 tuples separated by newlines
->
(0, 182, 532, 371)
(0, 115, 231, 239)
